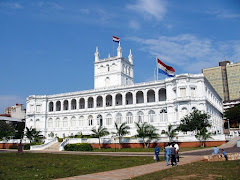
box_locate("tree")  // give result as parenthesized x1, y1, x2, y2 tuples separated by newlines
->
(162, 124, 178, 142)
(91, 125, 109, 149)
(146, 125, 159, 148)
(25, 127, 44, 143)
(112, 122, 130, 149)
(0, 121, 15, 141)
(14, 122, 25, 153)
(224, 105, 240, 128)
(195, 127, 212, 147)
(178, 109, 211, 133)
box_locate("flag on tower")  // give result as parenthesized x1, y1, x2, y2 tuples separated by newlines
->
(113, 36, 120, 43)
(157, 58, 175, 77)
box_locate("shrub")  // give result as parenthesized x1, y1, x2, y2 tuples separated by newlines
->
(64, 143, 93, 151)
(24, 144, 30, 150)
(9, 144, 18, 149)
(57, 137, 63, 142)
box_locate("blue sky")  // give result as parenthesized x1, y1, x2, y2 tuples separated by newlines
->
(0, 0, 240, 113)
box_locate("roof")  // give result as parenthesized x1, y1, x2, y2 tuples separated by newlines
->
(0, 116, 23, 122)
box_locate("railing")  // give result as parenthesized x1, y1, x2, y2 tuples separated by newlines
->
(30, 138, 58, 150)
(59, 138, 69, 151)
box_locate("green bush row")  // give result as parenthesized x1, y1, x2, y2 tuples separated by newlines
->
(64, 143, 93, 151)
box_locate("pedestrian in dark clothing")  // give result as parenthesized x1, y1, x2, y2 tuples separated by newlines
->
(222, 149, 228, 161)
(154, 145, 160, 162)
(170, 144, 177, 166)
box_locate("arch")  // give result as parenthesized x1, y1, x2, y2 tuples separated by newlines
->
(55, 117, 60, 127)
(71, 99, 76, 110)
(56, 101, 61, 111)
(116, 93, 122, 106)
(126, 112, 133, 124)
(147, 89, 155, 102)
(79, 98, 85, 109)
(48, 118, 53, 128)
(97, 114, 103, 126)
(137, 111, 144, 123)
(49, 102, 54, 112)
(136, 91, 144, 104)
(112, 63, 117, 71)
(35, 119, 40, 129)
(148, 110, 156, 122)
(160, 109, 167, 122)
(63, 117, 68, 127)
(105, 77, 110, 87)
(79, 116, 84, 126)
(88, 115, 93, 126)
(181, 107, 188, 118)
(106, 114, 112, 125)
(116, 113, 122, 124)
(97, 96, 103, 107)
(88, 97, 94, 108)
(106, 94, 112, 107)
(70, 116, 76, 127)
(126, 92, 133, 105)
(159, 88, 166, 101)
(63, 100, 69, 110)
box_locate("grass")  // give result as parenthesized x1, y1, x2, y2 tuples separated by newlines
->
(92, 146, 212, 152)
(132, 160, 240, 180)
(0, 152, 160, 180)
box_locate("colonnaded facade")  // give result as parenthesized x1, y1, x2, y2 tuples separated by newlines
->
(26, 44, 224, 139)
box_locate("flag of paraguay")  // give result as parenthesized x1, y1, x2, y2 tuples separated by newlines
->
(113, 36, 120, 43)
(157, 58, 175, 77)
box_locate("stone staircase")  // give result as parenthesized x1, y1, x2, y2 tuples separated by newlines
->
(43, 142, 61, 151)
(219, 136, 240, 149)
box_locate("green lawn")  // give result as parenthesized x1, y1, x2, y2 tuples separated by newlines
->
(0, 152, 159, 180)
(132, 160, 240, 180)
(92, 146, 212, 152)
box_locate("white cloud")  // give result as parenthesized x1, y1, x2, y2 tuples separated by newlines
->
(128, 34, 240, 73)
(0, 95, 26, 113)
(129, 20, 141, 30)
(127, 0, 167, 21)
(207, 9, 240, 19)
(36, 2, 63, 10)
(0, 2, 23, 9)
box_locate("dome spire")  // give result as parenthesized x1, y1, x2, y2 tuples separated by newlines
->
(128, 49, 133, 64)
(95, 46, 100, 62)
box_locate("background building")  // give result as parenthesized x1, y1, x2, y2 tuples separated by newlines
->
(4, 104, 26, 120)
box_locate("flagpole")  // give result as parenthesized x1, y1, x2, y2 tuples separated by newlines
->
(156, 56, 159, 81)
(112, 40, 114, 57)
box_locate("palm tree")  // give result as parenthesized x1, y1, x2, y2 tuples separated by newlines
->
(112, 122, 130, 149)
(91, 125, 109, 149)
(25, 127, 43, 143)
(146, 125, 159, 148)
(162, 124, 177, 142)
(135, 122, 150, 148)
(195, 127, 212, 147)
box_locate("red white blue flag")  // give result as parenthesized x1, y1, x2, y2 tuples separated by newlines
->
(113, 36, 120, 43)
(157, 58, 175, 77)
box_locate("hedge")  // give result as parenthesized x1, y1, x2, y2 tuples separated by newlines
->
(64, 143, 93, 151)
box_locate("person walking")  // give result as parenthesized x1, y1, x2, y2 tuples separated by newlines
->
(170, 143, 177, 166)
(164, 143, 171, 166)
(174, 142, 180, 162)
(154, 145, 160, 162)
(221, 149, 228, 161)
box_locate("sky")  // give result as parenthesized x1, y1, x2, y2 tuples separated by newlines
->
(0, 0, 240, 113)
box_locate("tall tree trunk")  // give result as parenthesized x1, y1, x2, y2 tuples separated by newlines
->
(119, 137, 121, 149)
(143, 138, 146, 148)
(98, 137, 101, 149)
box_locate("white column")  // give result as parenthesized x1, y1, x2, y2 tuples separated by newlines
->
(143, 90, 147, 104)
(112, 93, 116, 107)
(76, 98, 80, 109)
(122, 92, 126, 106)
(103, 94, 106, 108)
(155, 89, 159, 103)
(85, 98, 88, 109)
(133, 91, 136, 105)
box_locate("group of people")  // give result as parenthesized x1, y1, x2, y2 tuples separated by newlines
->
(213, 146, 228, 161)
(154, 142, 180, 166)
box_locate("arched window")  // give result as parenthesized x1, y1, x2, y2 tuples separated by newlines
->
(159, 88, 166, 101)
(48, 118, 53, 128)
(148, 110, 156, 122)
(63, 100, 69, 110)
(63, 117, 68, 127)
(126, 112, 133, 124)
(55, 118, 60, 127)
(126, 92, 133, 105)
(137, 111, 144, 123)
(71, 99, 76, 110)
(106, 114, 112, 125)
(56, 101, 61, 111)
(97, 96, 103, 107)
(79, 98, 85, 109)
(79, 116, 84, 126)
(115, 93, 122, 106)
(88, 115, 93, 126)
(35, 119, 40, 129)
(88, 97, 94, 108)
(116, 113, 122, 124)
(70, 116, 76, 127)
(105, 77, 110, 87)
(160, 109, 167, 122)
(97, 115, 103, 126)
(49, 102, 54, 112)
(147, 89, 155, 102)
(106, 95, 112, 107)
(106, 64, 110, 72)
(136, 91, 144, 104)
(181, 107, 188, 119)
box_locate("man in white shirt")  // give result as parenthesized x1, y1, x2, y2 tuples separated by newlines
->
(174, 143, 180, 162)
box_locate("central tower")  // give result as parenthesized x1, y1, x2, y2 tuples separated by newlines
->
(94, 43, 134, 89)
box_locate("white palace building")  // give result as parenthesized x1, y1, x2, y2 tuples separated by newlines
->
(26, 44, 224, 141)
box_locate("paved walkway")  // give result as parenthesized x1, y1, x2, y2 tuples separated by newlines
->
(55, 156, 203, 180)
